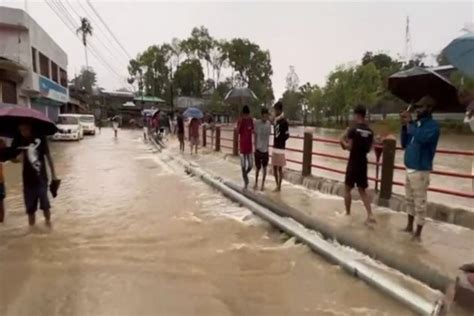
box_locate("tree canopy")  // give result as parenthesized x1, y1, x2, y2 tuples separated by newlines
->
(128, 26, 274, 110)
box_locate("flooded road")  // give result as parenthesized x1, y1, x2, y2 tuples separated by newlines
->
(0, 129, 416, 315)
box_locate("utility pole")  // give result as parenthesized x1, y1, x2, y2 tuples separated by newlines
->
(404, 16, 412, 65)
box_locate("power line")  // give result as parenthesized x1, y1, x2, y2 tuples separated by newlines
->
(61, 0, 129, 68)
(85, 0, 132, 59)
(47, 0, 126, 82)
(44, 0, 127, 87)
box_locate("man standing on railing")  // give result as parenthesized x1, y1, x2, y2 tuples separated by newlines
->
(340, 104, 375, 225)
(400, 96, 440, 242)
(272, 101, 289, 192)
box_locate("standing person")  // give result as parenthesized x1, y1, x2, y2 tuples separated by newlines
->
(175, 110, 185, 152)
(254, 107, 271, 191)
(340, 105, 375, 225)
(11, 124, 58, 227)
(97, 118, 102, 134)
(272, 101, 289, 192)
(237, 105, 254, 189)
(400, 96, 440, 241)
(112, 116, 119, 138)
(189, 118, 200, 155)
(0, 138, 6, 223)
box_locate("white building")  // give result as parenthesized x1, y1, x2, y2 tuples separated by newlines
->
(0, 6, 68, 121)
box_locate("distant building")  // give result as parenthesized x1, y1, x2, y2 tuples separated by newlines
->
(0, 6, 68, 122)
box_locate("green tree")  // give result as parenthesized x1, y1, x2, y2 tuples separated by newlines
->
(173, 59, 205, 97)
(224, 39, 274, 105)
(71, 67, 97, 94)
(76, 17, 93, 69)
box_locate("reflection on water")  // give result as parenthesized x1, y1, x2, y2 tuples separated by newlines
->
(0, 129, 414, 315)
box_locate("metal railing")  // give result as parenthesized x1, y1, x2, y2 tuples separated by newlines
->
(215, 126, 473, 199)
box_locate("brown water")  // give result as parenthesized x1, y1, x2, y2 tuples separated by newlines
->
(221, 126, 473, 209)
(0, 129, 416, 315)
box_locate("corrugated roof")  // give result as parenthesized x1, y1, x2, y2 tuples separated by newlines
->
(133, 96, 166, 103)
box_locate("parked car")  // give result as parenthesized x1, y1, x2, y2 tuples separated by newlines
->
(53, 114, 84, 141)
(79, 114, 96, 135)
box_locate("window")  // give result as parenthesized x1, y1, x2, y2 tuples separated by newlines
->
(57, 116, 79, 125)
(60, 68, 68, 87)
(31, 47, 37, 73)
(0, 80, 17, 104)
(39, 52, 49, 78)
(51, 62, 58, 83)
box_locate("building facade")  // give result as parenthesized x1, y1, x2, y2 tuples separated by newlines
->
(0, 6, 68, 122)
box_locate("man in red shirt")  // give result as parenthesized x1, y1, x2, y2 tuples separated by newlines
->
(237, 105, 254, 189)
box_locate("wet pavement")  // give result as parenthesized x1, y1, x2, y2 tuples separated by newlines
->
(0, 129, 421, 315)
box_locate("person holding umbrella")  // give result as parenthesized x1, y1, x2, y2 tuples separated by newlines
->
(400, 96, 440, 241)
(0, 107, 60, 227)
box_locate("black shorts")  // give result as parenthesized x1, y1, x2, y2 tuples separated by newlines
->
(254, 150, 269, 169)
(0, 182, 5, 200)
(23, 183, 50, 214)
(345, 163, 368, 189)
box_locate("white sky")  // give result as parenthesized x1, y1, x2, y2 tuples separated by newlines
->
(2, 0, 473, 99)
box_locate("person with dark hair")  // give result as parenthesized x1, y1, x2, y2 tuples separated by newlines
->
(237, 105, 254, 189)
(340, 104, 375, 225)
(400, 96, 440, 241)
(11, 124, 58, 226)
(272, 101, 289, 192)
(189, 118, 200, 155)
(254, 107, 271, 191)
(175, 110, 185, 152)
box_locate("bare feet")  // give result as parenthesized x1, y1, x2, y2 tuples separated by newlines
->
(261, 185, 265, 191)
(401, 227, 413, 233)
(411, 234, 422, 242)
(253, 183, 258, 190)
(365, 215, 377, 225)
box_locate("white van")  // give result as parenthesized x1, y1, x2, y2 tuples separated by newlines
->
(53, 114, 84, 141)
(79, 114, 96, 135)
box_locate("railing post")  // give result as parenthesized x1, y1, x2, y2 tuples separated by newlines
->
(378, 138, 396, 206)
(233, 128, 239, 156)
(374, 141, 383, 192)
(302, 132, 313, 176)
(215, 126, 221, 151)
(202, 125, 207, 147)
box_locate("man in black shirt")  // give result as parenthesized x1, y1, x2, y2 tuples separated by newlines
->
(272, 101, 289, 192)
(340, 105, 375, 224)
(12, 123, 57, 226)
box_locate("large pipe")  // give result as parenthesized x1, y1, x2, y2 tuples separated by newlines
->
(182, 164, 444, 316)
(224, 181, 452, 294)
(152, 145, 444, 316)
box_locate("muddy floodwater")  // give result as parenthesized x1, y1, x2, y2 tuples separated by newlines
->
(1, 129, 419, 315)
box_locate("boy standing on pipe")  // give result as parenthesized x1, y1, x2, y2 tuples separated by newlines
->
(272, 101, 289, 192)
(340, 104, 375, 225)
(237, 105, 254, 189)
(400, 96, 440, 242)
(254, 107, 271, 191)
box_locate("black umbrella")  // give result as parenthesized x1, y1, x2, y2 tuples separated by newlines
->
(0, 105, 58, 137)
(388, 67, 462, 111)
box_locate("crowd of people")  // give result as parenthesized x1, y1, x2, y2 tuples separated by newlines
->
(175, 97, 443, 242)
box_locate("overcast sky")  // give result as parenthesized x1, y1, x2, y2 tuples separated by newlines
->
(2, 0, 473, 98)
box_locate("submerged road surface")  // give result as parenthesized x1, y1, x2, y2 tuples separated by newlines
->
(0, 129, 416, 315)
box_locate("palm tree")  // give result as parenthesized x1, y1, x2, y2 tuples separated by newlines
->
(76, 18, 93, 70)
